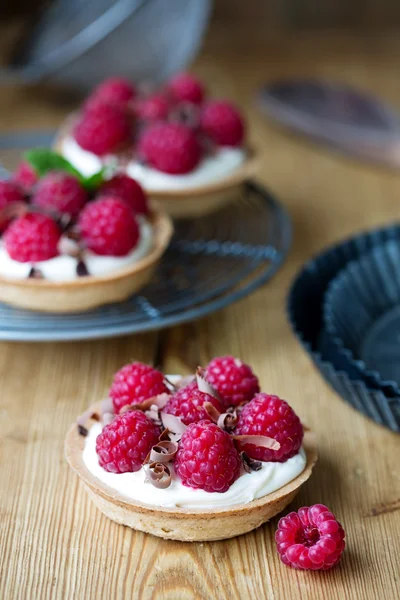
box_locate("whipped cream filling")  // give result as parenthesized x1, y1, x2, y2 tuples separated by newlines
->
(61, 136, 246, 191)
(82, 402, 306, 510)
(0, 218, 153, 282)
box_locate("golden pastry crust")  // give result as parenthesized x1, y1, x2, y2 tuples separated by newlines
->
(65, 403, 318, 542)
(0, 211, 173, 312)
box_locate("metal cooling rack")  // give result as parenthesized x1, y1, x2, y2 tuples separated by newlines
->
(0, 133, 291, 341)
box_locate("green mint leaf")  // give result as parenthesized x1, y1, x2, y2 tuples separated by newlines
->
(83, 168, 107, 191)
(24, 149, 85, 183)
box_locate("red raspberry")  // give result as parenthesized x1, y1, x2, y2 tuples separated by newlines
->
(139, 123, 201, 174)
(96, 409, 160, 473)
(136, 94, 170, 121)
(164, 381, 224, 426)
(78, 196, 139, 256)
(205, 355, 260, 407)
(92, 77, 136, 106)
(74, 103, 131, 156)
(99, 174, 148, 216)
(200, 100, 245, 147)
(32, 172, 87, 217)
(110, 362, 169, 414)
(175, 420, 241, 493)
(275, 505, 346, 570)
(13, 161, 38, 192)
(168, 73, 205, 105)
(4, 213, 61, 262)
(234, 393, 303, 462)
(0, 181, 26, 231)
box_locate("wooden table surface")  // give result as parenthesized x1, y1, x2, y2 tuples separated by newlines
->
(1, 30, 400, 600)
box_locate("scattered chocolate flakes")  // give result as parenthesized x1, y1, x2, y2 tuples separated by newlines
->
(240, 451, 262, 473)
(76, 260, 89, 277)
(144, 406, 162, 426)
(159, 428, 182, 445)
(232, 434, 280, 451)
(196, 367, 222, 401)
(28, 267, 44, 279)
(163, 375, 179, 391)
(144, 462, 172, 489)
(78, 424, 88, 437)
(160, 411, 187, 434)
(90, 412, 100, 422)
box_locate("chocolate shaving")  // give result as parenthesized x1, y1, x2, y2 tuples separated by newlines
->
(76, 409, 99, 436)
(28, 267, 44, 279)
(163, 375, 179, 391)
(144, 462, 172, 489)
(232, 434, 280, 451)
(148, 441, 178, 463)
(76, 260, 89, 277)
(58, 235, 81, 257)
(196, 367, 222, 401)
(175, 374, 196, 389)
(203, 401, 221, 423)
(217, 410, 238, 431)
(144, 406, 162, 426)
(100, 398, 115, 426)
(120, 392, 170, 414)
(160, 411, 187, 434)
(78, 424, 88, 437)
(159, 428, 182, 445)
(241, 451, 262, 473)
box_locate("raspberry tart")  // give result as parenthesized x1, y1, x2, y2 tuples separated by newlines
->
(0, 150, 173, 312)
(65, 357, 317, 541)
(56, 74, 259, 218)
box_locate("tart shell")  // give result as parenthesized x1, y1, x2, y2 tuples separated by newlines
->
(65, 403, 318, 542)
(0, 211, 173, 313)
(54, 120, 259, 219)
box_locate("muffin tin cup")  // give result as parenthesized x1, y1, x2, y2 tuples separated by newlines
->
(323, 240, 400, 396)
(288, 224, 400, 432)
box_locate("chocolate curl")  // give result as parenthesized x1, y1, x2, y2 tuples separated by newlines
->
(217, 410, 238, 431)
(120, 392, 170, 414)
(203, 402, 238, 431)
(160, 412, 187, 434)
(159, 428, 182, 445)
(144, 462, 172, 489)
(76, 409, 100, 436)
(196, 367, 222, 402)
(148, 441, 178, 463)
(58, 235, 81, 258)
(232, 435, 280, 452)
(175, 374, 196, 389)
(163, 375, 179, 391)
(240, 451, 262, 473)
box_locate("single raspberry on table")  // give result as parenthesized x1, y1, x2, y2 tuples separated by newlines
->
(234, 393, 303, 462)
(110, 362, 169, 414)
(99, 174, 149, 216)
(136, 94, 170, 121)
(4, 213, 61, 262)
(139, 122, 201, 174)
(164, 381, 224, 426)
(168, 73, 205, 105)
(205, 355, 260, 407)
(175, 420, 241, 493)
(32, 171, 87, 217)
(78, 196, 139, 256)
(91, 77, 136, 106)
(74, 103, 131, 156)
(200, 100, 245, 147)
(96, 409, 160, 473)
(0, 181, 26, 231)
(275, 504, 346, 570)
(13, 161, 38, 192)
